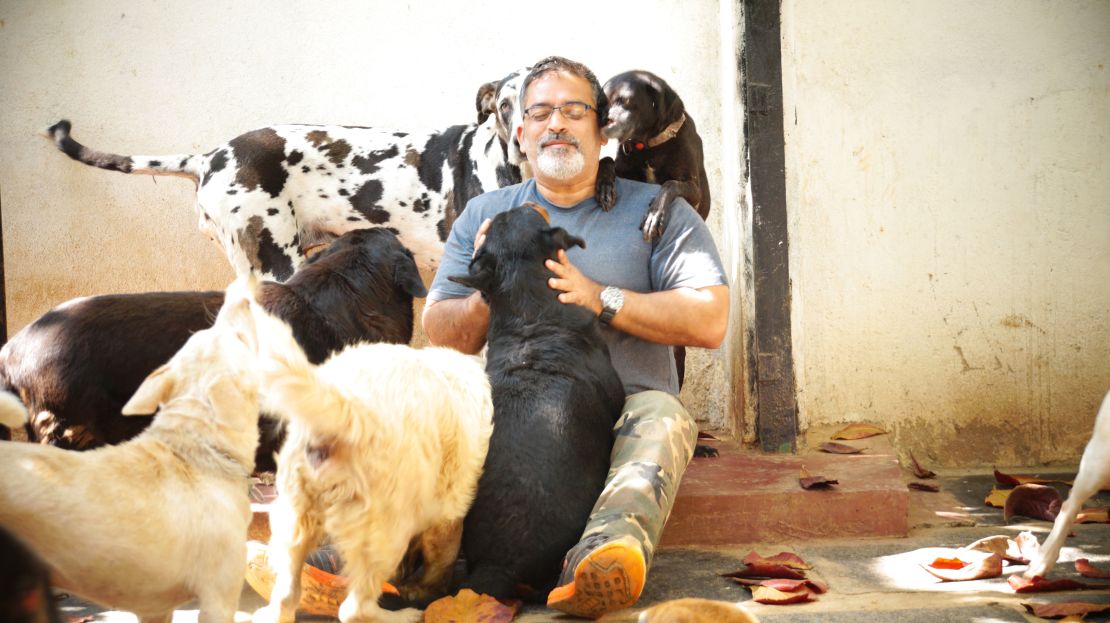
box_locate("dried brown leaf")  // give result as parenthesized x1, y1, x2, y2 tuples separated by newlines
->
(818, 441, 863, 454)
(1022, 601, 1110, 619)
(985, 487, 1011, 508)
(799, 466, 838, 489)
(1003, 483, 1062, 522)
(741, 551, 813, 570)
(1077, 507, 1110, 523)
(908, 482, 940, 492)
(994, 469, 1071, 487)
(424, 589, 520, 623)
(1076, 558, 1110, 579)
(751, 585, 814, 605)
(1008, 574, 1110, 593)
(961, 532, 1039, 565)
(920, 553, 1003, 582)
(831, 423, 887, 440)
(909, 452, 936, 479)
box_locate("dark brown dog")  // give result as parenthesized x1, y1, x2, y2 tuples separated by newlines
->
(598, 70, 710, 239)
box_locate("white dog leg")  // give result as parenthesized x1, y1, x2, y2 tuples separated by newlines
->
(1026, 391, 1110, 578)
(198, 547, 247, 623)
(336, 536, 421, 623)
(254, 489, 323, 623)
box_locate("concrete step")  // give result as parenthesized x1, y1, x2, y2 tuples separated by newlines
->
(661, 431, 910, 546)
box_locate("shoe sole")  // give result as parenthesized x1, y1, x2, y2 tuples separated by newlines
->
(546, 540, 646, 619)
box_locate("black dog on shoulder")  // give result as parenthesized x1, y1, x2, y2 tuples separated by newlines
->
(448, 203, 625, 600)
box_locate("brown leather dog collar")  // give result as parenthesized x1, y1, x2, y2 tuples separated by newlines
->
(621, 114, 687, 154)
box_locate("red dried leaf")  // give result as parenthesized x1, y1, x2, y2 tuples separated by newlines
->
(818, 442, 863, 454)
(697, 431, 719, 440)
(830, 423, 886, 440)
(994, 469, 1071, 487)
(1003, 484, 1062, 522)
(985, 487, 1010, 508)
(726, 563, 807, 580)
(1022, 601, 1110, 618)
(742, 551, 813, 570)
(908, 482, 940, 492)
(909, 452, 936, 479)
(1008, 574, 1110, 593)
(730, 577, 828, 594)
(962, 532, 1039, 565)
(751, 585, 814, 605)
(929, 557, 968, 570)
(424, 589, 520, 623)
(1077, 507, 1110, 523)
(1076, 558, 1110, 579)
(799, 467, 837, 489)
(921, 553, 1003, 581)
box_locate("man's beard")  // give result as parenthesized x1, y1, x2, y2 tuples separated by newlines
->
(535, 133, 585, 181)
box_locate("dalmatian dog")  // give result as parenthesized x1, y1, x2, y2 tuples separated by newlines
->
(46, 69, 529, 282)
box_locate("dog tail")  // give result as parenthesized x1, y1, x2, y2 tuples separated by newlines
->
(45, 120, 203, 182)
(0, 390, 28, 429)
(250, 303, 350, 438)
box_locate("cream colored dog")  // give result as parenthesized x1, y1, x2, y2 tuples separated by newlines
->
(638, 598, 761, 623)
(1026, 389, 1110, 578)
(249, 303, 493, 623)
(0, 278, 262, 623)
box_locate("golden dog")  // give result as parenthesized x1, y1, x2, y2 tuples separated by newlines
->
(249, 303, 493, 623)
(0, 278, 262, 623)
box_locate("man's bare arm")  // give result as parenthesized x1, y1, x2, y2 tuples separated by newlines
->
(422, 291, 490, 354)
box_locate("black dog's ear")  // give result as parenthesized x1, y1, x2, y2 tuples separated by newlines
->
(447, 251, 496, 292)
(653, 76, 685, 126)
(476, 81, 498, 124)
(393, 256, 428, 299)
(545, 227, 586, 252)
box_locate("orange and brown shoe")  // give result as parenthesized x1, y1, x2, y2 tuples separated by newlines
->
(546, 535, 647, 619)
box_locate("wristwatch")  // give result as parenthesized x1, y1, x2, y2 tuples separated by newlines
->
(598, 285, 625, 325)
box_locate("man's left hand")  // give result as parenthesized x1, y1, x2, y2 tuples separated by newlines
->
(546, 250, 603, 315)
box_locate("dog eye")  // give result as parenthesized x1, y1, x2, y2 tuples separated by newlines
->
(500, 101, 511, 113)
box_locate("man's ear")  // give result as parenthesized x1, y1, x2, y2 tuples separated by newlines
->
(545, 227, 586, 252)
(122, 365, 173, 416)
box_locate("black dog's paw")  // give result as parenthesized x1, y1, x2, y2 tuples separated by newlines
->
(596, 157, 617, 212)
(640, 191, 672, 241)
(694, 444, 719, 458)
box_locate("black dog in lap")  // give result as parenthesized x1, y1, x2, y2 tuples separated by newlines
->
(448, 203, 625, 600)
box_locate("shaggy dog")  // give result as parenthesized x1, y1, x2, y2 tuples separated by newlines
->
(0, 278, 262, 623)
(0, 227, 425, 472)
(448, 203, 625, 599)
(638, 598, 760, 623)
(248, 302, 493, 623)
(1026, 389, 1110, 578)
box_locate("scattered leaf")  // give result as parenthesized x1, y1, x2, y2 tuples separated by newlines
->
(994, 469, 1071, 487)
(921, 553, 1003, 582)
(799, 466, 838, 489)
(1077, 507, 1110, 524)
(818, 441, 863, 454)
(909, 482, 940, 492)
(424, 588, 521, 623)
(1076, 558, 1110, 579)
(722, 551, 812, 581)
(831, 423, 887, 440)
(1004, 484, 1062, 522)
(1008, 574, 1110, 593)
(909, 452, 936, 479)
(1022, 601, 1110, 619)
(750, 585, 814, 605)
(929, 557, 969, 570)
(742, 551, 813, 570)
(697, 431, 719, 440)
(729, 577, 828, 594)
(985, 487, 1011, 508)
(961, 532, 1039, 565)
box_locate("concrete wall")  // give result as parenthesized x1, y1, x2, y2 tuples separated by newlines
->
(0, 2, 741, 433)
(781, 0, 1110, 465)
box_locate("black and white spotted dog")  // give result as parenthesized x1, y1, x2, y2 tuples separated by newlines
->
(46, 68, 530, 282)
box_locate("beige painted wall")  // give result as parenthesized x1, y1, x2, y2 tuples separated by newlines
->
(781, 0, 1110, 465)
(0, 2, 743, 433)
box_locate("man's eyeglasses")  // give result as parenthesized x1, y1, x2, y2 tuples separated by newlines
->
(523, 101, 594, 123)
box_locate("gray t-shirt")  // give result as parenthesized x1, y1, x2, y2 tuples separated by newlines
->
(428, 177, 728, 396)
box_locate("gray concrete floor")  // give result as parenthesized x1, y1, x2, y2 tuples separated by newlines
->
(56, 470, 1110, 622)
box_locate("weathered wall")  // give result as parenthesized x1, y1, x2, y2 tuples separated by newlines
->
(0, 1, 742, 432)
(781, 0, 1110, 465)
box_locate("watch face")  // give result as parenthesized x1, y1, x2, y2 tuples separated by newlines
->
(602, 287, 623, 310)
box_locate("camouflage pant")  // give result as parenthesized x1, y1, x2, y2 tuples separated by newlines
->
(574, 390, 698, 570)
